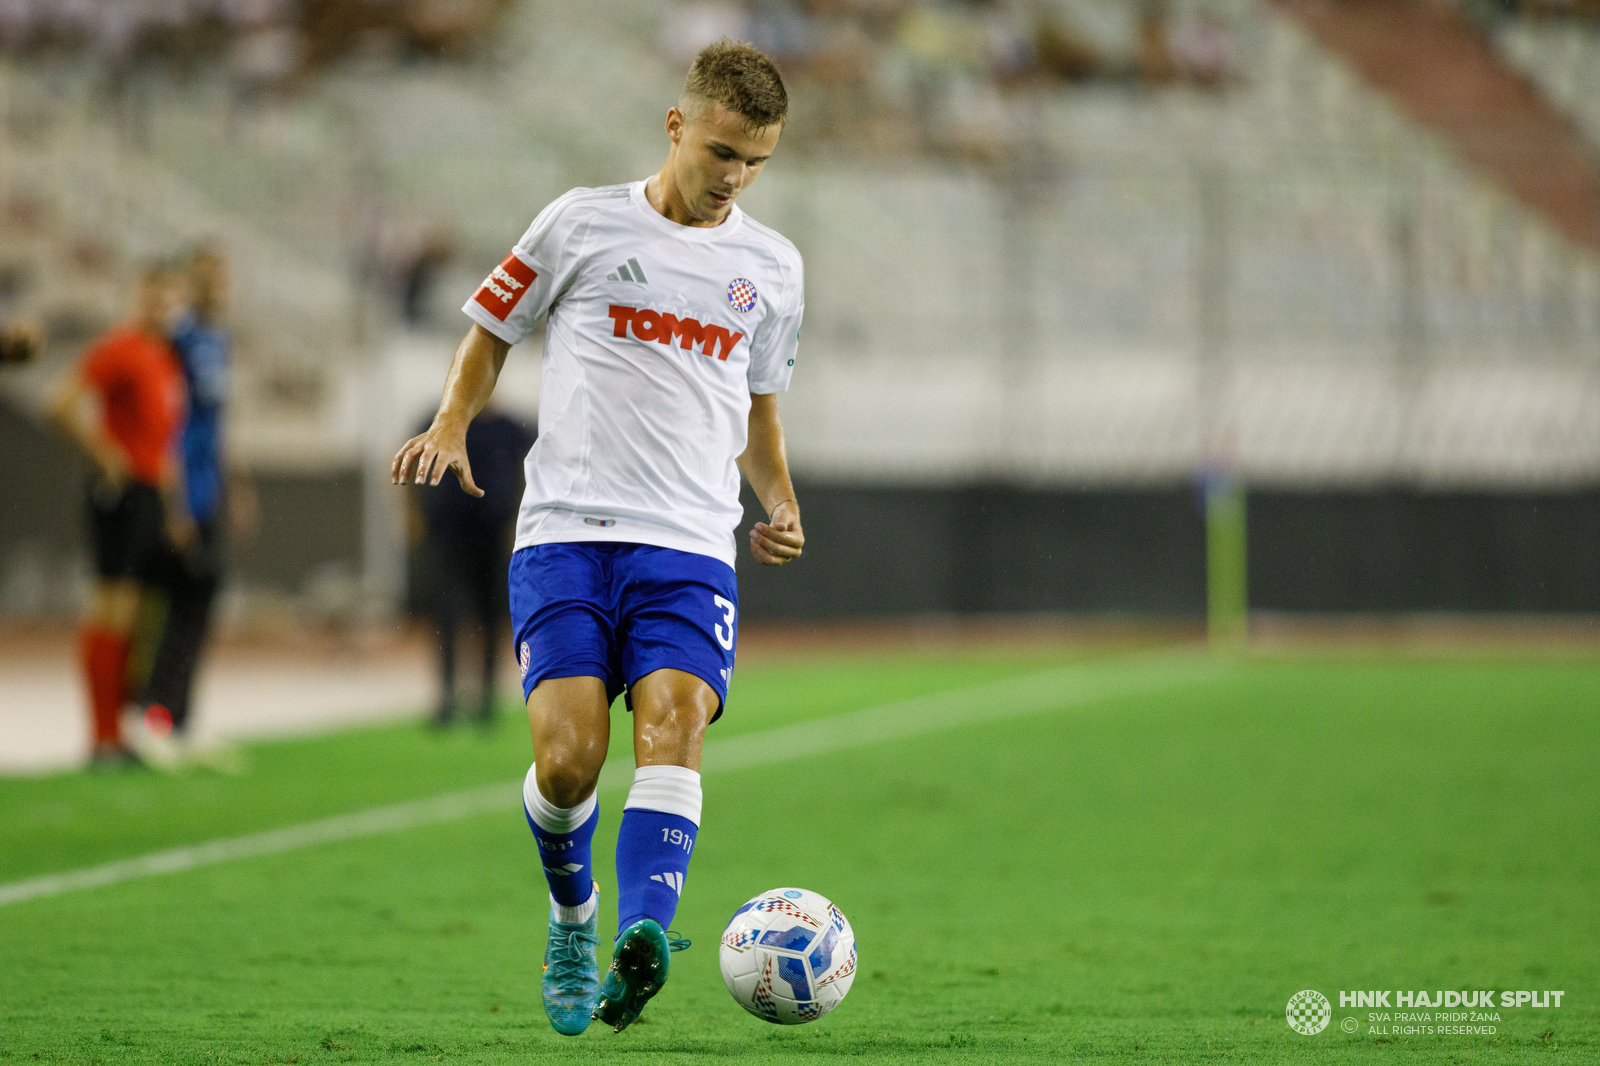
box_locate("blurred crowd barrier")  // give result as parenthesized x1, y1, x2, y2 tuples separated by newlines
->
(2, 0, 1599, 621)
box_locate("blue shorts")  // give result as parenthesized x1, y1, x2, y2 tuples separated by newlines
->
(509, 542, 738, 719)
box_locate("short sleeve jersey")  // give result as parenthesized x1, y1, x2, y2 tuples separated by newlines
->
(80, 325, 186, 488)
(461, 180, 804, 569)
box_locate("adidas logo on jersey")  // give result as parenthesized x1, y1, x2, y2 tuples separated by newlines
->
(607, 304, 744, 361)
(606, 257, 649, 283)
(649, 871, 685, 895)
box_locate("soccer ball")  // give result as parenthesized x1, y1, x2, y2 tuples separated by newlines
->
(719, 887, 857, 1024)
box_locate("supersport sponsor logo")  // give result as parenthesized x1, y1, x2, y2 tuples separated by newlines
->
(472, 254, 538, 321)
(607, 304, 744, 361)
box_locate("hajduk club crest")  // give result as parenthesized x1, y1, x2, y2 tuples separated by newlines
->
(726, 277, 758, 314)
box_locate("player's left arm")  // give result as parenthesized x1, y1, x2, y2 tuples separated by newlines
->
(159, 452, 196, 550)
(739, 392, 803, 566)
(221, 415, 261, 539)
(225, 451, 260, 540)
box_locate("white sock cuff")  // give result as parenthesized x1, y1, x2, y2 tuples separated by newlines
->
(623, 764, 702, 827)
(522, 763, 597, 835)
(551, 885, 597, 925)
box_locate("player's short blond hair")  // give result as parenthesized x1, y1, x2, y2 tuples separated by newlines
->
(681, 39, 788, 131)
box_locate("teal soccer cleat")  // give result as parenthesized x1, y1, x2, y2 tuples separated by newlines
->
(542, 886, 601, 1036)
(592, 919, 688, 1032)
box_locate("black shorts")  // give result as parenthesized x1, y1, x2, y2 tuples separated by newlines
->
(88, 480, 166, 582)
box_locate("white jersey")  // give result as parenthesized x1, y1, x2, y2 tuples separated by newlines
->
(463, 180, 803, 570)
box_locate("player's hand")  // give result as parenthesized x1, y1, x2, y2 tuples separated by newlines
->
(166, 511, 197, 552)
(391, 422, 483, 497)
(749, 500, 803, 566)
(93, 443, 130, 491)
(228, 476, 260, 541)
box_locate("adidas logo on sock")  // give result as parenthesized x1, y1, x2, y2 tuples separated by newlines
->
(545, 862, 584, 876)
(605, 257, 649, 283)
(649, 871, 685, 895)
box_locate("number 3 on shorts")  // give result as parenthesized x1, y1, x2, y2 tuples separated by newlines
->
(712, 594, 736, 651)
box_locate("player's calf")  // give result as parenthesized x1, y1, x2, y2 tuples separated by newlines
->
(524, 764, 603, 1034)
(614, 765, 701, 935)
(593, 765, 702, 1031)
(523, 763, 600, 909)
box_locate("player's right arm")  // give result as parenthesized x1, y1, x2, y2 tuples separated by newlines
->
(391, 323, 510, 497)
(396, 191, 593, 496)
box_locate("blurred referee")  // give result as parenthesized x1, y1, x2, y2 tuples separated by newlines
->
(49, 263, 189, 768)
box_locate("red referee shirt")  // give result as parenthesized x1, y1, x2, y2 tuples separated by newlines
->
(79, 325, 186, 487)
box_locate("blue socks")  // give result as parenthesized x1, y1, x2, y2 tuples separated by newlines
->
(522, 764, 599, 921)
(615, 765, 702, 935)
(523, 762, 704, 934)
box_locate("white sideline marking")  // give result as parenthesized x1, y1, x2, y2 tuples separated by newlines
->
(0, 653, 1220, 908)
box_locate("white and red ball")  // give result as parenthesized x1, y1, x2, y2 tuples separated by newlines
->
(719, 887, 857, 1024)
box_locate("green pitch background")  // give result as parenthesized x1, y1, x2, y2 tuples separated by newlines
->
(0, 648, 1596, 1064)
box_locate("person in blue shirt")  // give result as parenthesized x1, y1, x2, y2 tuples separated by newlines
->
(142, 246, 255, 745)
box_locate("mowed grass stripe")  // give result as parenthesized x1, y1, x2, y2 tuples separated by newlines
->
(0, 782, 517, 908)
(0, 652, 1221, 909)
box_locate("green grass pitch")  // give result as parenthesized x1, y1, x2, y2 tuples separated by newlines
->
(0, 647, 1596, 1063)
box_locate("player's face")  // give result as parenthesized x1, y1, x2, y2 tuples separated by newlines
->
(668, 103, 782, 223)
(191, 253, 229, 317)
(135, 275, 185, 335)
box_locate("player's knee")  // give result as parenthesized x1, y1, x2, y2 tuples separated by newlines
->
(664, 701, 712, 743)
(536, 749, 603, 808)
(87, 580, 140, 631)
(537, 755, 601, 806)
(637, 700, 713, 763)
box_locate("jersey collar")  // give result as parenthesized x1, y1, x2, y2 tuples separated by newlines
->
(629, 179, 745, 243)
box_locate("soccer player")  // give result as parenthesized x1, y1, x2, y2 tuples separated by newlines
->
(141, 246, 255, 752)
(391, 40, 804, 1035)
(49, 264, 189, 767)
